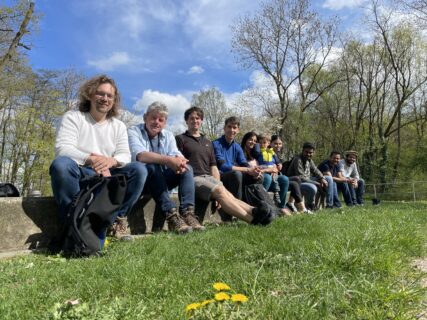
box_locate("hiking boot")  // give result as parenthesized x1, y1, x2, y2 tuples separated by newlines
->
(251, 202, 276, 225)
(181, 207, 205, 231)
(108, 216, 134, 241)
(166, 209, 192, 234)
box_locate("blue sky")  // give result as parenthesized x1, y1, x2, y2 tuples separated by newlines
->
(21, 0, 368, 123)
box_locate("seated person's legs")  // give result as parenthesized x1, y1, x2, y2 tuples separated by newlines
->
(144, 164, 194, 233)
(300, 182, 317, 210)
(110, 161, 147, 218)
(220, 171, 243, 221)
(322, 175, 334, 208)
(356, 178, 365, 205)
(49, 156, 96, 222)
(269, 175, 288, 209)
(332, 181, 342, 208)
(163, 165, 204, 231)
(337, 182, 353, 206)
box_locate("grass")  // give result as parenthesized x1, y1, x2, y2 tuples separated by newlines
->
(0, 202, 426, 319)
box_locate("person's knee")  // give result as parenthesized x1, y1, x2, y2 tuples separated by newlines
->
(49, 156, 77, 176)
(278, 175, 289, 187)
(126, 162, 147, 179)
(324, 175, 333, 184)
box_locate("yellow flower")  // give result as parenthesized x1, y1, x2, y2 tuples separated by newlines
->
(185, 302, 201, 312)
(214, 292, 230, 301)
(213, 282, 231, 291)
(201, 299, 215, 306)
(231, 294, 248, 303)
(104, 238, 110, 248)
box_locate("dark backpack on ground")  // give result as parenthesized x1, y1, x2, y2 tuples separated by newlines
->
(0, 183, 20, 197)
(50, 174, 127, 257)
(243, 184, 279, 217)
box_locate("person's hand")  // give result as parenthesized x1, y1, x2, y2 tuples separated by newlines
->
(320, 178, 328, 189)
(86, 153, 117, 175)
(277, 163, 283, 172)
(167, 155, 189, 174)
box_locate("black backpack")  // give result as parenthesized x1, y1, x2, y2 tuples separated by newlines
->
(50, 174, 127, 257)
(0, 183, 20, 197)
(243, 184, 279, 216)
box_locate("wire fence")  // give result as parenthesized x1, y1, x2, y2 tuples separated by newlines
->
(365, 181, 427, 202)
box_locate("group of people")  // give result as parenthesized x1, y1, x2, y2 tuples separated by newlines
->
(50, 75, 365, 242)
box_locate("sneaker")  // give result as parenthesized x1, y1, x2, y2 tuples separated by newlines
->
(303, 209, 314, 215)
(108, 216, 134, 241)
(273, 192, 281, 206)
(251, 202, 276, 225)
(286, 202, 298, 213)
(166, 209, 192, 234)
(181, 207, 205, 231)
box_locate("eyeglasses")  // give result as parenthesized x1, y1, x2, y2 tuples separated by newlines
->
(95, 91, 115, 100)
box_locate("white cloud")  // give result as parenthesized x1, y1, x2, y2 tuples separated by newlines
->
(87, 51, 130, 71)
(322, 0, 367, 10)
(187, 66, 205, 74)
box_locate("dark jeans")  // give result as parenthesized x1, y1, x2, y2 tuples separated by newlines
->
(337, 179, 365, 205)
(144, 164, 195, 215)
(50, 156, 147, 222)
(262, 174, 289, 208)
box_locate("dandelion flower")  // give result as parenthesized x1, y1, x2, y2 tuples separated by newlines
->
(104, 239, 110, 248)
(214, 292, 230, 301)
(185, 302, 201, 312)
(201, 299, 215, 306)
(213, 282, 231, 291)
(231, 294, 248, 303)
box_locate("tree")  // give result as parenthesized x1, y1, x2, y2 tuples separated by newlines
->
(0, 1, 35, 72)
(191, 87, 228, 140)
(231, 0, 340, 139)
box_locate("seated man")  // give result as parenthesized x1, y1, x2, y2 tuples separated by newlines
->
(318, 151, 350, 208)
(339, 150, 365, 205)
(49, 75, 146, 240)
(212, 116, 262, 221)
(128, 101, 203, 233)
(286, 142, 333, 210)
(175, 107, 274, 226)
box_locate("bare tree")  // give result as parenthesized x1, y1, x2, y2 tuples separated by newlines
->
(191, 87, 229, 140)
(231, 0, 340, 138)
(0, 1, 35, 72)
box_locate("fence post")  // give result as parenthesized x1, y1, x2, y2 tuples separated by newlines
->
(373, 184, 377, 199)
(412, 182, 416, 202)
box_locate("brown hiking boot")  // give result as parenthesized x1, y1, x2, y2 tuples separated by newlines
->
(181, 207, 205, 231)
(166, 209, 192, 234)
(108, 216, 134, 241)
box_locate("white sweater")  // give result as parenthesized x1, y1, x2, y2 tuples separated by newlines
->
(55, 110, 130, 166)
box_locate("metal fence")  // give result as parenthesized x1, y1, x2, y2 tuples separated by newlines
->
(365, 181, 427, 202)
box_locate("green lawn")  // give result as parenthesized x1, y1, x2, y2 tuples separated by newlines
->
(0, 202, 426, 319)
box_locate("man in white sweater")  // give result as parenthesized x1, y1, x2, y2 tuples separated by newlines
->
(49, 75, 146, 238)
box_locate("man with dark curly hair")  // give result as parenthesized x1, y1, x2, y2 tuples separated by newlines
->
(49, 75, 147, 240)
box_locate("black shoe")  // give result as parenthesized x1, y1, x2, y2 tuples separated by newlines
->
(251, 202, 276, 225)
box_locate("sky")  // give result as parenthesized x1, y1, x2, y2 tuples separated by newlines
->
(17, 0, 370, 127)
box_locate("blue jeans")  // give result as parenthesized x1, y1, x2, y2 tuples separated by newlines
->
(144, 164, 195, 215)
(347, 178, 365, 205)
(50, 156, 147, 222)
(337, 182, 354, 206)
(262, 174, 289, 208)
(300, 182, 317, 208)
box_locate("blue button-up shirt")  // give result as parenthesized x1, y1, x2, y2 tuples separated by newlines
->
(128, 124, 183, 163)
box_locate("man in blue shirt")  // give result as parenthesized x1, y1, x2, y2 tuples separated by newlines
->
(212, 116, 262, 221)
(128, 101, 203, 233)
